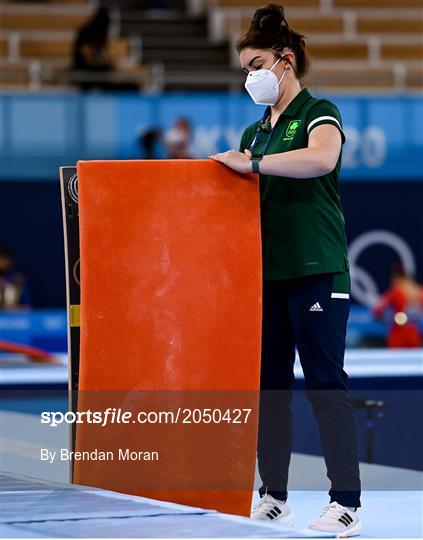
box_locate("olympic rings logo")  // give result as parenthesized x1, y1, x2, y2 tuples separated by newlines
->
(68, 173, 78, 204)
(348, 230, 416, 307)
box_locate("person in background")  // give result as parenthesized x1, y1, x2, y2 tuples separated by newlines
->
(71, 7, 113, 90)
(164, 117, 193, 159)
(0, 246, 31, 310)
(138, 127, 163, 159)
(373, 262, 423, 348)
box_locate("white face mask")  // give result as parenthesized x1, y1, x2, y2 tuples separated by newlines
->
(244, 57, 287, 106)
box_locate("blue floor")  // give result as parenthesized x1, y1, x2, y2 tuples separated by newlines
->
(1, 471, 422, 538)
(2, 352, 422, 538)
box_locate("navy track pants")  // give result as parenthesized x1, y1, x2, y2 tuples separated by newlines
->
(257, 272, 361, 508)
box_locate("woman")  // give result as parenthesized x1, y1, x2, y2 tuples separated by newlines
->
(209, 4, 362, 536)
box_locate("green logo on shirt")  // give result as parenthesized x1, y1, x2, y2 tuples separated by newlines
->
(284, 120, 302, 141)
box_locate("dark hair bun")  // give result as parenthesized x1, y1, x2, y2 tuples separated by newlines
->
(236, 3, 309, 80)
(252, 3, 288, 35)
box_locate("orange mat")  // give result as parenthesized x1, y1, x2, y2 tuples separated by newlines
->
(74, 160, 262, 516)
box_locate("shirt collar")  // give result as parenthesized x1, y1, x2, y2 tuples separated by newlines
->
(264, 88, 312, 122)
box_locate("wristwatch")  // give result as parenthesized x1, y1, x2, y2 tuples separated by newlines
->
(251, 155, 263, 174)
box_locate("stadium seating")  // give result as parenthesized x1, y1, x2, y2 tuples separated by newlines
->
(210, 0, 422, 91)
(2, 12, 89, 31)
(0, 0, 421, 91)
(0, 1, 146, 89)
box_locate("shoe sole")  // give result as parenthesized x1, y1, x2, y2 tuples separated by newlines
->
(251, 514, 295, 528)
(337, 523, 362, 538)
(309, 522, 361, 538)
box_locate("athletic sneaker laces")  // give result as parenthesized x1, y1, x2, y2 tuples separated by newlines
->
(251, 494, 295, 525)
(309, 501, 361, 536)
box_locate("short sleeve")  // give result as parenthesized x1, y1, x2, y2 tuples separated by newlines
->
(306, 100, 346, 144)
(239, 129, 248, 153)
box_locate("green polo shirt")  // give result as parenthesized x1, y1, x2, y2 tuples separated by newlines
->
(239, 88, 349, 281)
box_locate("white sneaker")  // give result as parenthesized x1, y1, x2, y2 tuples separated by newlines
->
(308, 502, 361, 537)
(251, 494, 295, 526)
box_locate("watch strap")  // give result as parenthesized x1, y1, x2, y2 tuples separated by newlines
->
(251, 158, 261, 174)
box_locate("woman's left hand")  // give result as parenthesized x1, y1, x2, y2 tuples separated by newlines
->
(209, 149, 252, 174)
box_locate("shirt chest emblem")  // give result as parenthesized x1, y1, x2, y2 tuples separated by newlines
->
(283, 119, 302, 141)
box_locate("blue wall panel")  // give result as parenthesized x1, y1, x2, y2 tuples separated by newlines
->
(2, 92, 422, 181)
(0, 181, 421, 309)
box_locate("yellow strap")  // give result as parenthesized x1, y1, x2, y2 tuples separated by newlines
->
(70, 304, 80, 327)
